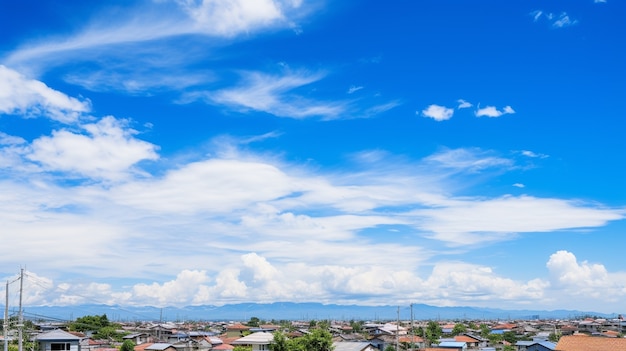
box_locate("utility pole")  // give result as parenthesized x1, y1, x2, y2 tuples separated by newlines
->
(18, 268, 24, 351)
(396, 306, 399, 351)
(4, 281, 8, 351)
(410, 304, 414, 351)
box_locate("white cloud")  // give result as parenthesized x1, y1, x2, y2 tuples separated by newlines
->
(347, 85, 364, 94)
(553, 13, 578, 28)
(475, 105, 515, 118)
(530, 10, 578, 28)
(26, 116, 159, 181)
(421, 104, 454, 121)
(424, 147, 513, 172)
(546, 251, 626, 302)
(457, 99, 473, 109)
(197, 70, 348, 119)
(0, 65, 90, 123)
(513, 183, 525, 188)
(521, 150, 549, 159)
(415, 195, 625, 246)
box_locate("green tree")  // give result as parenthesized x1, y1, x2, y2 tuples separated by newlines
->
(503, 346, 515, 351)
(247, 317, 261, 328)
(487, 333, 503, 345)
(467, 322, 478, 330)
(233, 346, 252, 351)
(270, 331, 289, 351)
(120, 340, 135, 351)
(425, 321, 442, 345)
(502, 331, 518, 344)
(548, 332, 561, 342)
(479, 324, 490, 338)
(451, 323, 467, 336)
(296, 328, 333, 351)
(384, 345, 396, 351)
(70, 314, 111, 332)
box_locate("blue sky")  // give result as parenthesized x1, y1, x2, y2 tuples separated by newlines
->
(1, 0, 625, 315)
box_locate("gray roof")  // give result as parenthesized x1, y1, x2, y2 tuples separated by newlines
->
(231, 332, 274, 345)
(332, 342, 374, 351)
(35, 329, 81, 341)
(145, 343, 174, 351)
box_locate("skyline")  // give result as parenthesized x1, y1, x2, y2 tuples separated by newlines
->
(1, 0, 625, 314)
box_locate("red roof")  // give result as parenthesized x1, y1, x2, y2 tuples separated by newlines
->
(556, 335, 626, 351)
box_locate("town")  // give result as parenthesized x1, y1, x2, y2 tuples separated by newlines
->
(2, 312, 625, 351)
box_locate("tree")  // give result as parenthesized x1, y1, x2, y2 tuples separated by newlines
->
(479, 324, 490, 338)
(502, 331, 518, 344)
(487, 333, 503, 345)
(233, 346, 252, 351)
(425, 321, 442, 345)
(548, 332, 561, 342)
(120, 340, 135, 351)
(503, 346, 515, 351)
(270, 331, 289, 351)
(247, 317, 261, 328)
(296, 328, 333, 351)
(451, 323, 467, 336)
(70, 314, 111, 332)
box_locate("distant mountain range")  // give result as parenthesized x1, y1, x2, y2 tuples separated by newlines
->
(15, 302, 615, 322)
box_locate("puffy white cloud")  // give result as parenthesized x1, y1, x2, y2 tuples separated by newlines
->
(421, 104, 454, 121)
(0, 65, 90, 123)
(27, 116, 159, 181)
(475, 105, 515, 118)
(177, 0, 296, 37)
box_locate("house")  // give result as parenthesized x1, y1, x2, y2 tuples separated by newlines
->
(123, 333, 150, 345)
(436, 341, 467, 350)
(144, 343, 177, 351)
(231, 332, 274, 351)
(35, 329, 82, 351)
(332, 342, 377, 351)
(398, 335, 425, 349)
(555, 335, 626, 351)
(515, 340, 556, 351)
(455, 334, 486, 348)
(224, 324, 251, 338)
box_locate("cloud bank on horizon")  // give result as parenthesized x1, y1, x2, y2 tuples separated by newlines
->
(1, 0, 625, 315)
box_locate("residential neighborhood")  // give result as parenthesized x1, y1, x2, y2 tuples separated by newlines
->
(2, 313, 625, 351)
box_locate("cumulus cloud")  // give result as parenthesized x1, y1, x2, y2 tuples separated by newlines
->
(421, 104, 454, 121)
(546, 251, 626, 303)
(0, 65, 90, 123)
(26, 116, 159, 181)
(475, 105, 515, 118)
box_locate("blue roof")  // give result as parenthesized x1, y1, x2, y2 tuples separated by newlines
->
(439, 341, 466, 347)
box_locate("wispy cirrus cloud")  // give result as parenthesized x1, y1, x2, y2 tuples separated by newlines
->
(184, 69, 348, 119)
(530, 10, 579, 28)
